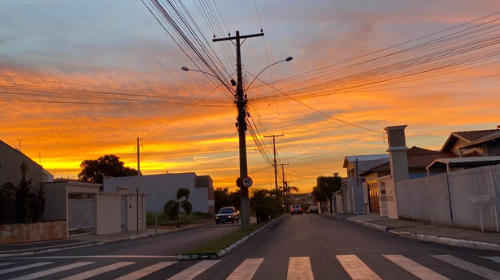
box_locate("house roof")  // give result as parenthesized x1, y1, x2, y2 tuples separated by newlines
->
(427, 156, 500, 170)
(342, 154, 389, 168)
(441, 128, 500, 152)
(360, 146, 457, 176)
(458, 130, 500, 149)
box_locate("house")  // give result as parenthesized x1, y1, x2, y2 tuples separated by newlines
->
(0, 140, 53, 186)
(340, 154, 389, 214)
(360, 147, 457, 181)
(103, 173, 215, 216)
(441, 126, 500, 157)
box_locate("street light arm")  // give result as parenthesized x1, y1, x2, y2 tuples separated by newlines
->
(181, 67, 222, 81)
(245, 56, 293, 91)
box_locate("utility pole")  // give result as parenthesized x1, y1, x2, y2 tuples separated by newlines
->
(280, 163, 289, 212)
(136, 137, 140, 235)
(264, 134, 284, 190)
(214, 30, 263, 231)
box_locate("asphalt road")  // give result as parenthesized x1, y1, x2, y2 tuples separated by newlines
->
(1, 215, 499, 279)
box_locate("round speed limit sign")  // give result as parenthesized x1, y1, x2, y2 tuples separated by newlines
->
(242, 176, 253, 188)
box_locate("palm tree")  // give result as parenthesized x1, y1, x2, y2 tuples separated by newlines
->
(282, 183, 300, 213)
(164, 188, 193, 228)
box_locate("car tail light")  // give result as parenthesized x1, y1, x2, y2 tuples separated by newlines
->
(299, 208, 302, 211)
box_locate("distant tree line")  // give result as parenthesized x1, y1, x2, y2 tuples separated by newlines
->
(0, 162, 45, 225)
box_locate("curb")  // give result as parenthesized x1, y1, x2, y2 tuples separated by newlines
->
(177, 215, 285, 260)
(348, 218, 500, 252)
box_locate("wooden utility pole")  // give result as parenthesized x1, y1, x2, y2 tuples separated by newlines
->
(264, 134, 284, 190)
(213, 30, 263, 231)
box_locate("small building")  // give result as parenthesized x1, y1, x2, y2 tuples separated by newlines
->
(441, 127, 500, 157)
(43, 180, 146, 236)
(103, 173, 215, 216)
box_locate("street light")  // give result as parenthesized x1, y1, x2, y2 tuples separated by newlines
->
(245, 56, 293, 90)
(182, 55, 293, 230)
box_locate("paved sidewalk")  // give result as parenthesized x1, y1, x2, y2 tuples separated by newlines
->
(331, 213, 500, 251)
(0, 220, 214, 258)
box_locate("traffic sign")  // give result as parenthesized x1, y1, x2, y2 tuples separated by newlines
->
(236, 176, 253, 188)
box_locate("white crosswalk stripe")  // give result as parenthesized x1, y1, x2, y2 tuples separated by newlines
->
(226, 258, 264, 280)
(336, 255, 382, 280)
(114, 261, 176, 280)
(167, 260, 220, 280)
(433, 255, 500, 280)
(288, 257, 314, 280)
(384, 255, 449, 280)
(59, 262, 134, 280)
(0, 262, 53, 276)
(8, 262, 93, 280)
(2, 254, 498, 280)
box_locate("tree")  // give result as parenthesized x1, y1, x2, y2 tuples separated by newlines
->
(163, 188, 193, 228)
(0, 182, 16, 224)
(213, 187, 231, 213)
(317, 176, 342, 214)
(282, 183, 300, 213)
(311, 186, 328, 213)
(78, 154, 138, 183)
(15, 162, 32, 223)
(213, 187, 241, 212)
(250, 189, 281, 224)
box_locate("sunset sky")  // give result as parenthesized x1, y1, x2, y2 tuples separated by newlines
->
(1, 0, 499, 193)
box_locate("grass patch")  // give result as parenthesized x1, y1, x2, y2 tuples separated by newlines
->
(182, 219, 272, 255)
(146, 211, 211, 227)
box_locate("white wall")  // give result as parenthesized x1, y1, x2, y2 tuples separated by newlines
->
(104, 173, 212, 214)
(96, 193, 121, 235)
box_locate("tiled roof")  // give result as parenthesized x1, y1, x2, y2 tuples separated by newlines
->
(406, 146, 437, 155)
(361, 147, 457, 174)
(453, 129, 499, 142)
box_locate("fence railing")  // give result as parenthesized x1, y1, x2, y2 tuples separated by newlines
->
(395, 164, 500, 232)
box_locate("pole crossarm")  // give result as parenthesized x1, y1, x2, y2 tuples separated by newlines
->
(213, 32, 264, 42)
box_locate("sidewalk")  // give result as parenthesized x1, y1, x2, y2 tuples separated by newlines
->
(0, 220, 214, 258)
(331, 212, 500, 252)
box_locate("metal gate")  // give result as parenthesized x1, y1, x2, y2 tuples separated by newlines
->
(368, 183, 380, 214)
(68, 198, 94, 231)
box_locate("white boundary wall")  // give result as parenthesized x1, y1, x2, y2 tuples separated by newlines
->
(395, 164, 500, 231)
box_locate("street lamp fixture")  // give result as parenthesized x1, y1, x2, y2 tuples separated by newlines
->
(246, 56, 293, 90)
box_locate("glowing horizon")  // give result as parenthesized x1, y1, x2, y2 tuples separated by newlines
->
(1, 1, 500, 193)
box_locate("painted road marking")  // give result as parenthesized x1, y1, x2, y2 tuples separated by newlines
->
(9, 255, 177, 259)
(336, 255, 382, 280)
(59, 262, 134, 280)
(114, 261, 176, 280)
(9, 262, 93, 280)
(226, 258, 264, 280)
(384, 255, 449, 280)
(168, 260, 220, 280)
(433, 255, 500, 280)
(0, 262, 13, 267)
(0, 262, 53, 276)
(481, 256, 500, 263)
(288, 257, 314, 280)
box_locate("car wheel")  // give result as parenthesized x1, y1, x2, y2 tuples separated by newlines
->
(216, 221, 219, 224)
(231, 219, 234, 223)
